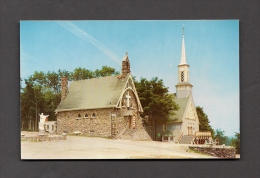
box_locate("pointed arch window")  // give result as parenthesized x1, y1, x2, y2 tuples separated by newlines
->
(78, 113, 81, 117)
(92, 113, 96, 118)
(84, 113, 88, 118)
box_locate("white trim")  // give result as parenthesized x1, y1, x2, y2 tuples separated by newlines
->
(115, 75, 143, 112)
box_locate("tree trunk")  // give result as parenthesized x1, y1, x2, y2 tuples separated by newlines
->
(29, 115, 31, 130)
(154, 119, 157, 140)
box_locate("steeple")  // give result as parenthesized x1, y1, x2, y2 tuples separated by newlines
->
(180, 26, 187, 65)
(121, 52, 131, 77)
(175, 27, 193, 98)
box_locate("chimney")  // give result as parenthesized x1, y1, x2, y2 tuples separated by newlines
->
(61, 76, 68, 101)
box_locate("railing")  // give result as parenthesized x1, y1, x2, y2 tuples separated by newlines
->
(193, 131, 213, 145)
(194, 131, 212, 137)
(178, 132, 183, 143)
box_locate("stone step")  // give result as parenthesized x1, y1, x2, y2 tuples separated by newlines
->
(179, 135, 194, 144)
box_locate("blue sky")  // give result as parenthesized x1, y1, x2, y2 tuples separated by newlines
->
(20, 20, 239, 137)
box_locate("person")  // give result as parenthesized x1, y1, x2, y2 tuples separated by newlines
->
(194, 137, 197, 144)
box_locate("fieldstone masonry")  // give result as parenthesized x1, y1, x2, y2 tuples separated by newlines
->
(189, 146, 236, 158)
(56, 89, 152, 140)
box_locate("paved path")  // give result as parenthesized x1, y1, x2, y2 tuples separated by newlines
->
(21, 132, 215, 159)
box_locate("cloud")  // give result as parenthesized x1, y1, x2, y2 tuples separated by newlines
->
(57, 21, 121, 64)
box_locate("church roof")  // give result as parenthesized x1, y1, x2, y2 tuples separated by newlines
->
(168, 95, 190, 122)
(55, 74, 130, 112)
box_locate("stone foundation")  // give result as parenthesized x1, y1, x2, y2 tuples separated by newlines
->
(189, 146, 236, 158)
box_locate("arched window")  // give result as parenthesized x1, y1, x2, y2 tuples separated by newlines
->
(84, 113, 88, 118)
(78, 113, 81, 117)
(92, 113, 96, 118)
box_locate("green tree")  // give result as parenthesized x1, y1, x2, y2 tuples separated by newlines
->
(231, 132, 240, 154)
(94, 66, 120, 77)
(215, 129, 228, 145)
(21, 80, 43, 131)
(20, 66, 120, 130)
(135, 77, 179, 124)
(71, 67, 94, 80)
(196, 106, 215, 136)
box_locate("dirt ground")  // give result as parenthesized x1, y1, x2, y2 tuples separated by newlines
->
(21, 131, 216, 159)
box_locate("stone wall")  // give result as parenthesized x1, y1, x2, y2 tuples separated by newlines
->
(21, 134, 66, 142)
(189, 146, 236, 158)
(56, 89, 151, 140)
(57, 108, 114, 138)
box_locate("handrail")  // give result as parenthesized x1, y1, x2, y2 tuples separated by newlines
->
(178, 132, 183, 142)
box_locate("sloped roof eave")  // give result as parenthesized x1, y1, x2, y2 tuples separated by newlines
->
(55, 105, 117, 113)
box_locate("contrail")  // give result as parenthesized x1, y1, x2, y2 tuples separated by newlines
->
(20, 50, 41, 63)
(57, 21, 121, 64)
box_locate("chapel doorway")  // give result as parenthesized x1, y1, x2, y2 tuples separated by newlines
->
(187, 126, 193, 135)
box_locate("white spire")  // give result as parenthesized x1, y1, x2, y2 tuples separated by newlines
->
(180, 27, 187, 65)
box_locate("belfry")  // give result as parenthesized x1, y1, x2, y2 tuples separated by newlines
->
(175, 27, 193, 98)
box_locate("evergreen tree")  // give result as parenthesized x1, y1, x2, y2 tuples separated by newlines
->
(231, 132, 240, 154)
(215, 129, 228, 145)
(196, 106, 215, 136)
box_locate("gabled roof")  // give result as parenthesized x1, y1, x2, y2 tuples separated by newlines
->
(168, 94, 190, 122)
(55, 74, 130, 112)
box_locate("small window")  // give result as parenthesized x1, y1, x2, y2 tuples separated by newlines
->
(89, 130, 95, 133)
(78, 113, 81, 117)
(47, 125, 49, 130)
(92, 113, 96, 118)
(84, 113, 88, 118)
(52, 125, 54, 131)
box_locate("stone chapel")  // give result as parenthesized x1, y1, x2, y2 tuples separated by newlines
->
(154, 28, 201, 144)
(55, 53, 152, 140)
